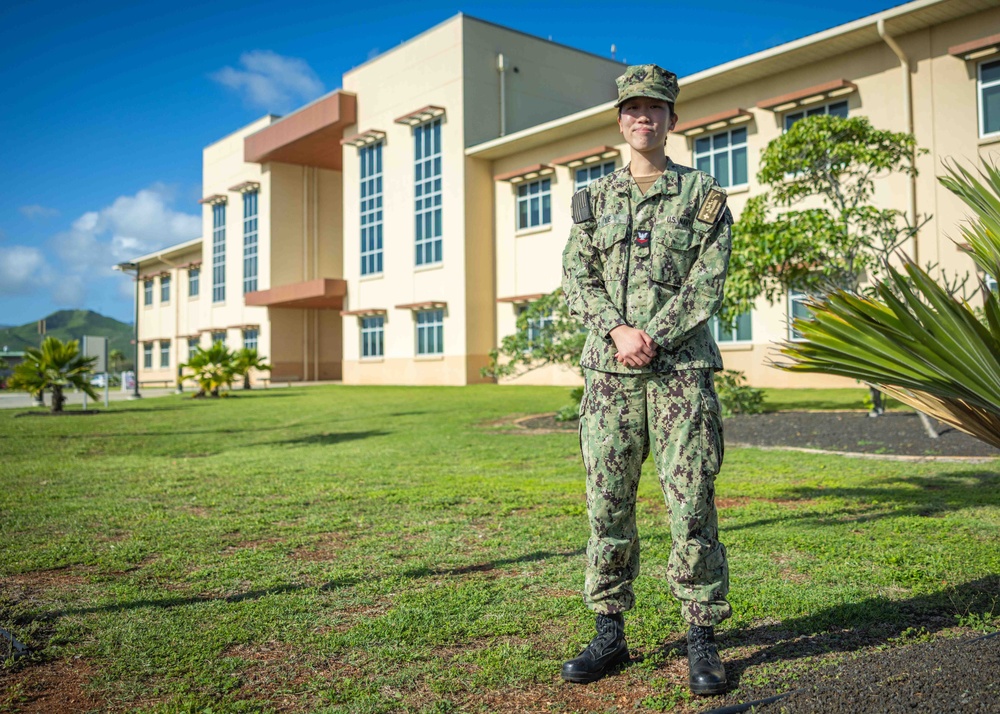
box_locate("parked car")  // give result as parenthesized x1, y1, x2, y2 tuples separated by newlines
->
(90, 374, 107, 388)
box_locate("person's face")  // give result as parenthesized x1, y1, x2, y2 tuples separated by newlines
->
(617, 96, 676, 154)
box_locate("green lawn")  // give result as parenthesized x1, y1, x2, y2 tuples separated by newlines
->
(1, 385, 998, 713)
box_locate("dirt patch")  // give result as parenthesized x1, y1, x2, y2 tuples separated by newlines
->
(513, 411, 1000, 459)
(0, 659, 103, 713)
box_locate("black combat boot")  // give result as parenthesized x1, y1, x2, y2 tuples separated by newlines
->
(561, 613, 629, 683)
(687, 624, 726, 695)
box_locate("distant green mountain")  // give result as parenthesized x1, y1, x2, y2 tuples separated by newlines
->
(0, 310, 133, 362)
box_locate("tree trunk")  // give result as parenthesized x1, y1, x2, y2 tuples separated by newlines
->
(51, 385, 64, 413)
(243, 374, 251, 390)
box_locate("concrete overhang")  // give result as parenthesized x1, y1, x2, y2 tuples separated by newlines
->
(126, 237, 203, 271)
(244, 91, 357, 171)
(245, 278, 347, 310)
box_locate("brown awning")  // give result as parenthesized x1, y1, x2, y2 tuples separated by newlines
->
(394, 105, 445, 126)
(496, 293, 545, 304)
(198, 194, 228, 205)
(949, 33, 1000, 59)
(549, 145, 619, 167)
(395, 301, 447, 310)
(228, 181, 260, 193)
(341, 307, 388, 316)
(756, 79, 856, 111)
(245, 278, 347, 309)
(244, 91, 357, 171)
(675, 108, 753, 136)
(341, 129, 386, 147)
(495, 164, 554, 183)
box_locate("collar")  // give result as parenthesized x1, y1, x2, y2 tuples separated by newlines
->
(618, 159, 681, 201)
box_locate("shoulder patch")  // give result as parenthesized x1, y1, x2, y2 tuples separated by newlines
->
(571, 188, 592, 224)
(695, 187, 727, 225)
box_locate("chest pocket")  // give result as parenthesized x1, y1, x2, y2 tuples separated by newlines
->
(652, 225, 701, 287)
(593, 213, 630, 281)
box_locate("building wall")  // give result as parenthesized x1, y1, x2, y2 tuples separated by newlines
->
(485, 5, 1000, 389)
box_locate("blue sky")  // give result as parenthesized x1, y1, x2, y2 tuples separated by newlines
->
(0, 0, 902, 326)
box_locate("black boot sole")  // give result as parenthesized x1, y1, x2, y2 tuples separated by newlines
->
(561, 649, 630, 684)
(689, 679, 727, 696)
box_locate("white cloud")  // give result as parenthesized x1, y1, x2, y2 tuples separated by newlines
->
(51, 184, 200, 278)
(0, 245, 52, 296)
(210, 50, 325, 114)
(20, 204, 60, 220)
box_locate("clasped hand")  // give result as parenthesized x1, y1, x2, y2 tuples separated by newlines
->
(610, 325, 657, 368)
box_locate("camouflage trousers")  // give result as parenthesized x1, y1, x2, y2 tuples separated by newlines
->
(579, 368, 731, 627)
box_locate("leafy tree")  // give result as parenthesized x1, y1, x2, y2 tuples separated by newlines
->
(776, 160, 1000, 449)
(724, 115, 927, 318)
(9, 336, 98, 413)
(232, 348, 271, 390)
(482, 289, 586, 380)
(181, 342, 235, 398)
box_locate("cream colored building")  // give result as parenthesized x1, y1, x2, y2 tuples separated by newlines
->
(131, 1, 1000, 388)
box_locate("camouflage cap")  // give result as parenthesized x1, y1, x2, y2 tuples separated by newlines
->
(614, 64, 679, 107)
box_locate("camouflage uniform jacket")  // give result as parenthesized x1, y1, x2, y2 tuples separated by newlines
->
(562, 160, 733, 374)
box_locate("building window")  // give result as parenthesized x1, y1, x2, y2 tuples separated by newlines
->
(695, 127, 748, 188)
(414, 118, 442, 266)
(160, 340, 171, 368)
(516, 304, 556, 351)
(143, 342, 153, 369)
(986, 275, 998, 294)
(243, 191, 258, 294)
(416, 309, 443, 355)
(784, 100, 848, 132)
(188, 337, 200, 358)
(710, 311, 752, 343)
(361, 316, 384, 358)
(188, 267, 200, 298)
(360, 142, 384, 276)
(979, 58, 1000, 138)
(212, 331, 226, 346)
(788, 291, 813, 341)
(212, 203, 226, 302)
(243, 328, 258, 351)
(516, 178, 552, 230)
(160, 275, 171, 303)
(575, 161, 616, 191)
(143, 279, 153, 306)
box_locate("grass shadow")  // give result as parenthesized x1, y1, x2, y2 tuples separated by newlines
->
(400, 548, 585, 578)
(274, 430, 390, 446)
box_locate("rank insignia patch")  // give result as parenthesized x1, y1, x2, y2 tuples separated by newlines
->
(695, 187, 727, 225)
(635, 230, 650, 246)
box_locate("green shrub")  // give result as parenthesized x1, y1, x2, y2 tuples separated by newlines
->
(715, 369, 765, 417)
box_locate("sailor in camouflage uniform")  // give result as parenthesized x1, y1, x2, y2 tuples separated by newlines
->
(560, 65, 732, 696)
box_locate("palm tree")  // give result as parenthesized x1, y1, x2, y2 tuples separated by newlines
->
(232, 348, 271, 390)
(181, 342, 235, 398)
(109, 348, 126, 376)
(9, 336, 99, 413)
(776, 160, 1000, 449)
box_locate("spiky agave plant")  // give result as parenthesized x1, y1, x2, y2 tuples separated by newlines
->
(776, 160, 1000, 449)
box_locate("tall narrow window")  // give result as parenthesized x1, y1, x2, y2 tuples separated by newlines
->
(788, 291, 813, 341)
(574, 161, 616, 191)
(416, 309, 444, 355)
(516, 178, 552, 230)
(694, 127, 748, 188)
(243, 328, 258, 351)
(360, 142, 384, 275)
(517, 304, 555, 351)
(188, 337, 200, 358)
(979, 58, 1000, 138)
(143, 343, 153, 369)
(160, 274, 171, 303)
(361, 316, 385, 358)
(143, 279, 153, 306)
(160, 340, 171, 368)
(212, 330, 226, 346)
(784, 100, 848, 132)
(212, 203, 226, 302)
(414, 118, 442, 266)
(188, 267, 200, 298)
(243, 191, 258, 294)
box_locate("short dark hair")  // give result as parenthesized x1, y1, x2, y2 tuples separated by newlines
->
(618, 102, 675, 118)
